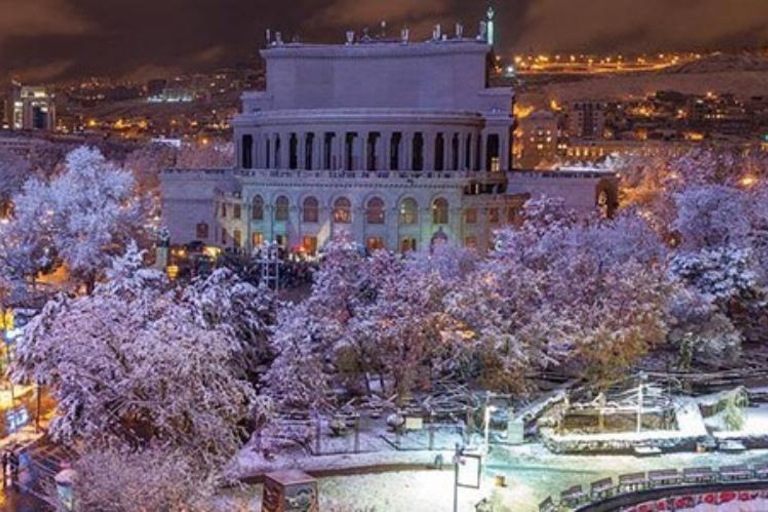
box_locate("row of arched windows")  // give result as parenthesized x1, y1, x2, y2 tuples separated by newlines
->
(244, 195, 449, 225)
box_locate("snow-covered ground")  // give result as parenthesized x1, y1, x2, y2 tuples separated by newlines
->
(222, 444, 768, 511)
(709, 404, 768, 438)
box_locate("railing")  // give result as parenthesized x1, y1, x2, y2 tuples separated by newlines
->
(539, 463, 768, 512)
(234, 168, 508, 182)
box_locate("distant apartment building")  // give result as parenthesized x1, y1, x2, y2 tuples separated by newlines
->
(9, 85, 56, 131)
(567, 101, 605, 139)
(515, 110, 559, 168)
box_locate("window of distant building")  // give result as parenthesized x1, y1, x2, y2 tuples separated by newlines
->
(233, 204, 242, 220)
(367, 237, 385, 252)
(221, 228, 228, 245)
(366, 197, 385, 224)
(220, 203, 227, 218)
(233, 229, 242, 248)
(333, 197, 352, 224)
(252, 195, 264, 220)
(465, 236, 477, 248)
(275, 196, 290, 221)
(465, 208, 478, 224)
(399, 198, 418, 225)
(252, 231, 264, 247)
(303, 197, 319, 223)
(302, 236, 318, 256)
(432, 198, 449, 225)
(488, 207, 500, 224)
(196, 222, 209, 240)
(400, 238, 417, 253)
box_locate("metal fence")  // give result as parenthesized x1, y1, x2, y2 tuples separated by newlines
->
(540, 463, 768, 512)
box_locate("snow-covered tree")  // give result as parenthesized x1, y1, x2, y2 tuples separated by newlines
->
(183, 268, 278, 382)
(70, 444, 215, 512)
(0, 146, 149, 290)
(666, 287, 741, 368)
(673, 185, 750, 250)
(264, 302, 332, 412)
(13, 247, 255, 471)
(449, 201, 672, 389)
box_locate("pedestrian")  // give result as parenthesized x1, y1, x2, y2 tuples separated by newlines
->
(1, 450, 8, 488)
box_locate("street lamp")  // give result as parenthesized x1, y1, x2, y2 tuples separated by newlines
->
(483, 404, 498, 454)
(637, 372, 647, 433)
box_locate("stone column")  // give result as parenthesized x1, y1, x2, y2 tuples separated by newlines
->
(374, 133, 383, 171)
(501, 128, 511, 171)
(480, 131, 488, 172)
(336, 131, 344, 170)
(467, 133, 475, 171)
(424, 132, 436, 171)
(298, 132, 307, 171)
(458, 132, 467, 171)
(444, 133, 451, 172)
(283, 132, 292, 170)
(383, 132, 392, 172)
(355, 133, 364, 171)
(404, 132, 412, 171)
(362, 132, 370, 171)
(313, 133, 323, 171)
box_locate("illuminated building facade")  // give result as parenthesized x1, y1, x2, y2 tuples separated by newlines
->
(10, 85, 56, 131)
(162, 29, 616, 255)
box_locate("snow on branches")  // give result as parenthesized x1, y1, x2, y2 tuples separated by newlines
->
(13, 247, 257, 474)
(0, 146, 149, 290)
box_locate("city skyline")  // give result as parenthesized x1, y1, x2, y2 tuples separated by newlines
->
(1, 0, 768, 84)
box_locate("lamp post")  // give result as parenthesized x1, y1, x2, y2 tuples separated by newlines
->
(483, 404, 497, 454)
(453, 443, 463, 512)
(0, 308, 14, 407)
(637, 372, 647, 434)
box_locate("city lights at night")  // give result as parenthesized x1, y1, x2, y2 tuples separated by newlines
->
(1, 1, 768, 511)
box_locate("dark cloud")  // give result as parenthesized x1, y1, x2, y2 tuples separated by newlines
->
(0, 0, 765, 83)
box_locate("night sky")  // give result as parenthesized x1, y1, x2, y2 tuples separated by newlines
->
(1, 0, 767, 83)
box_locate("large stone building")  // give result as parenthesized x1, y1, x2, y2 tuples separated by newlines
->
(162, 30, 617, 256)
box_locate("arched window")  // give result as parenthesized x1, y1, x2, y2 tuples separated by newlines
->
(399, 198, 418, 225)
(333, 197, 352, 224)
(303, 196, 319, 223)
(233, 229, 242, 248)
(366, 197, 385, 225)
(275, 196, 290, 222)
(252, 195, 264, 220)
(432, 198, 449, 225)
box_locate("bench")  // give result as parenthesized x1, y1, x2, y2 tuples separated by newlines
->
(720, 465, 751, 481)
(683, 466, 716, 483)
(538, 496, 556, 512)
(590, 477, 614, 498)
(648, 469, 681, 486)
(618, 472, 647, 492)
(561, 484, 586, 506)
